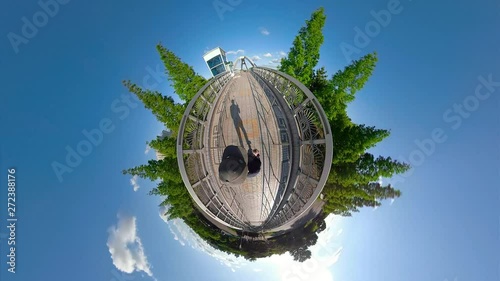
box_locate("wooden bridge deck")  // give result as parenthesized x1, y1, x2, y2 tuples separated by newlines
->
(207, 72, 287, 227)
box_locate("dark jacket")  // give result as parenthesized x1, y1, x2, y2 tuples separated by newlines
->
(248, 155, 261, 174)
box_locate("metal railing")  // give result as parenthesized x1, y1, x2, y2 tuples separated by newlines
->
(178, 66, 333, 232)
(251, 67, 333, 230)
(177, 71, 248, 230)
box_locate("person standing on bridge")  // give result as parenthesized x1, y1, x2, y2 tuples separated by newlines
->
(247, 149, 261, 177)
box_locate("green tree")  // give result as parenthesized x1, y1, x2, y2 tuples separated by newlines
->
(313, 53, 378, 122)
(123, 81, 185, 135)
(332, 124, 390, 164)
(322, 152, 409, 216)
(329, 153, 410, 186)
(309, 67, 331, 99)
(280, 36, 306, 82)
(123, 44, 208, 134)
(330, 52, 378, 105)
(291, 246, 312, 262)
(122, 157, 182, 183)
(157, 44, 207, 102)
(280, 7, 326, 87)
(148, 136, 177, 158)
(156, 180, 193, 219)
(322, 182, 402, 216)
(279, 9, 407, 217)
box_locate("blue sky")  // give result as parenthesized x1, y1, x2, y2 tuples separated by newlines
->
(1, 0, 499, 280)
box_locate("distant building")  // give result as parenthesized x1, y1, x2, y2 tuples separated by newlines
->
(160, 130, 172, 139)
(155, 130, 172, 161)
(203, 47, 232, 77)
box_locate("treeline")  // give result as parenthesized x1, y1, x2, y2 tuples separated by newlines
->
(279, 7, 409, 216)
(122, 44, 202, 220)
(122, 7, 409, 261)
(180, 206, 328, 262)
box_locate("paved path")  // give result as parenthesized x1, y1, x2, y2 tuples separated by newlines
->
(207, 72, 285, 227)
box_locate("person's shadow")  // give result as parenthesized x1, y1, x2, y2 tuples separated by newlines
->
(230, 99, 251, 148)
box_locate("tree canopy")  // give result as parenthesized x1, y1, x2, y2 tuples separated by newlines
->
(301, 51, 408, 214)
(157, 44, 207, 102)
(279, 7, 326, 87)
(278, 9, 408, 214)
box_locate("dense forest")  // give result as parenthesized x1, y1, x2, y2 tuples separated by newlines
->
(123, 7, 409, 261)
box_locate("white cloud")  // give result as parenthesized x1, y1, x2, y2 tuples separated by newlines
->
(265, 215, 343, 281)
(158, 206, 170, 222)
(252, 55, 261, 61)
(130, 175, 140, 192)
(144, 145, 151, 154)
(159, 210, 344, 281)
(263, 53, 272, 57)
(279, 51, 287, 57)
(159, 206, 186, 246)
(260, 28, 270, 36)
(226, 49, 245, 55)
(107, 214, 155, 279)
(159, 208, 247, 271)
(378, 176, 383, 185)
(271, 58, 280, 63)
